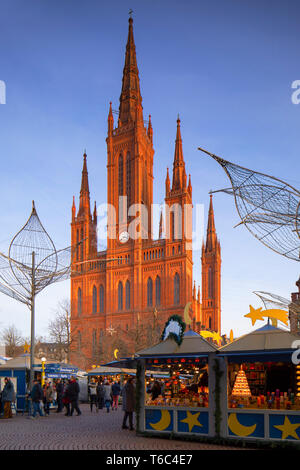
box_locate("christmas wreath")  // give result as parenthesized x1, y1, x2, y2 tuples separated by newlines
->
(161, 314, 186, 346)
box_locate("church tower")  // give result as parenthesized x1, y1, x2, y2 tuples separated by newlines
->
(201, 195, 221, 332)
(69, 17, 222, 369)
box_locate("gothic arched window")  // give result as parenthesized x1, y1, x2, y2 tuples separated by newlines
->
(92, 285, 97, 314)
(209, 317, 212, 329)
(174, 273, 180, 305)
(155, 276, 161, 306)
(125, 280, 130, 310)
(147, 277, 153, 307)
(99, 285, 104, 313)
(77, 287, 82, 316)
(118, 281, 123, 311)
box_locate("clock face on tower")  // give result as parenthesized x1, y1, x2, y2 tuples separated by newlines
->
(119, 231, 129, 244)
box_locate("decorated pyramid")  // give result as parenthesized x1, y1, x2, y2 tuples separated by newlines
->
(232, 366, 251, 397)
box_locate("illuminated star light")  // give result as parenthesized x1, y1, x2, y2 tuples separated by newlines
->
(244, 305, 265, 326)
(180, 411, 203, 433)
(274, 416, 300, 440)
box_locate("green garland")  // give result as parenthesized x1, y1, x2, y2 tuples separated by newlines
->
(135, 360, 143, 433)
(213, 358, 223, 438)
(161, 314, 186, 346)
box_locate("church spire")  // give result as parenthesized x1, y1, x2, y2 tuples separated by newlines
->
(171, 116, 186, 191)
(78, 151, 91, 217)
(118, 17, 143, 125)
(205, 194, 217, 252)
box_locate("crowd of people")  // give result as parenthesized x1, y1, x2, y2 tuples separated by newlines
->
(0, 375, 136, 430)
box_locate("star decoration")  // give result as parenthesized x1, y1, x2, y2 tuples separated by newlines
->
(212, 332, 222, 344)
(274, 416, 300, 440)
(244, 305, 264, 326)
(180, 411, 202, 432)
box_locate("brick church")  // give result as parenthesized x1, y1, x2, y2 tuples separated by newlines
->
(70, 18, 221, 368)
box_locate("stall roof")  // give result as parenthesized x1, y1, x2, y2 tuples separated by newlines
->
(87, 366, 137, 376)
(136, 330, 217, 357)
(0, 354, 41, 369)
(219, 325, 300, 354)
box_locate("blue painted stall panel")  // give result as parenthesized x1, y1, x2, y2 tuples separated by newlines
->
(228, 412, 264, 438)
(269, 414, 300, 441)
(177, 410, 209, 434)
(145, 408, 174, 432)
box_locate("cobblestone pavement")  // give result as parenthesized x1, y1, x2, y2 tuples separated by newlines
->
(0, 404, 242, 450)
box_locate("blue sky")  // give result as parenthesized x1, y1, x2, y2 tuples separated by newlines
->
(0, 0, 299, 340)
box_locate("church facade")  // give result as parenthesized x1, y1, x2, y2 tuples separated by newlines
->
(70, 18, 221, 368)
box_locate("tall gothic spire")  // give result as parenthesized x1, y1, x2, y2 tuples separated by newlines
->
(118, 17, 143, 125)
(205, 194, 217, 252)
(172, 117, 187, 191)
(78, 152, 91, 217)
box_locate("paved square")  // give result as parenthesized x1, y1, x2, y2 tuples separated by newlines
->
(0, 404, 241, 450)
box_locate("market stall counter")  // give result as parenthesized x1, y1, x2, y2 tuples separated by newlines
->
(219, 325, 300, 443)
(135, 330, 218, 437)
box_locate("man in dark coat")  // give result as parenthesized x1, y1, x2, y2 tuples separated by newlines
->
(55, 379, 64, 413)
(121, 378, 135, 430)
(30, 379, 44, 418)
(68, 377, 81, 416)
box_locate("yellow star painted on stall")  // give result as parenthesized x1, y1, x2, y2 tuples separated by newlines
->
(180, 411, 202, 433)
(274, 416, 300, 440)
(23, 341, 30, 353)
(244, 305, 264, 326)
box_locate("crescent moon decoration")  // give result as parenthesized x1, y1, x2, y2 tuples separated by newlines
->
(114, 349, 119, 359)
(149, 410, 171, 431)
(183, 302, 192, 325)
(228, 413, 257, 437)
(198, 147, 300, 262)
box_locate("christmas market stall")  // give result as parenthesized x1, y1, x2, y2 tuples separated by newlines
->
(0, 354, 40, 411)
(218, 325, 300, 442)
(135, 317, 218, 438)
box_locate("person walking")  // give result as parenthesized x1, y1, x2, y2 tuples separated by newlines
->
(121, 377, 135, 430)
(30, 379, 44, 419)
(44, 381, 53, 415)
(1, 378, 15, 419)
(88, 379, 97, 412)
(68, 377, 81, 416)
(55, 379, 64, 413)
(111, 380, 121, 410)
(62, 380, 71, 416)
(96, 381, 105, 411)
(103, 381, 112, 413)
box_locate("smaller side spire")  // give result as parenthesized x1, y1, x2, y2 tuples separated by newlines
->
(78, 151, 91, 217)
(165, 167, 170, 197)
(93, 201, 97, 224)
(108, 101, 114, 135)
(171, 116, 186, 191)
(205, 194, 217, 252)
(187, 174, 192, 196)
(147, 114, 153, 144)
(72, 196, 76, 222)
(159, 209, 164, 239)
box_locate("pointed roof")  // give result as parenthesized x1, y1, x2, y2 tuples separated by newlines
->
(205, 194, 217, 252)
(78, 152, 91, 217)
(136, 332, 217, 357)
(118, 17, 143, 125)
(171, 117, 186, 191)
(219, 325, 300, 353)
